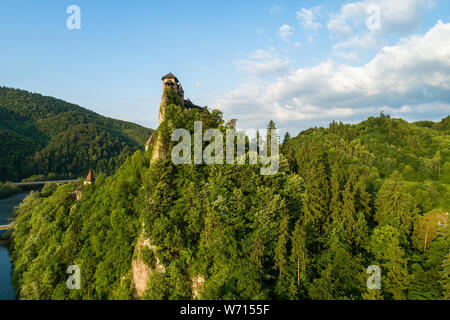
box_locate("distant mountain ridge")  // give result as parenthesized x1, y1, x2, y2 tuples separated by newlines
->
(0, 87, 152, 181)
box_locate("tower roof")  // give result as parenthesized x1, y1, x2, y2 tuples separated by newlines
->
(85, 170, 95, 184)
(162, 72, 178, 82)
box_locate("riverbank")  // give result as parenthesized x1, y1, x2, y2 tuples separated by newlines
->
(0, 182, 20, 200)
(0, 192, 29, 300)
(0, 230, 11, 241)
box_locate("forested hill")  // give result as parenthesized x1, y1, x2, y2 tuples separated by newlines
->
(285, 114, 450, 180)
(0, 87, 152, 181)
(10, 103, 449, 300)
(283, 114, 450, 213)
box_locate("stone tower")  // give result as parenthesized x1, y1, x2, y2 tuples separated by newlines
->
(150, 73, 205, 162)
(84, 170, 95, 185)
(159, 72, 184, 124)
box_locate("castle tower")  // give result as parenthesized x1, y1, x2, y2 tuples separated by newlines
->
(161, 72, 184, 101)
(84, 170, 95, 185)
(151, 73, 205, 163)
(159, 72, 184, 124)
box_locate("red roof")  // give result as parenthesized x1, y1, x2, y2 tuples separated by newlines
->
(85, 170, 95, 183)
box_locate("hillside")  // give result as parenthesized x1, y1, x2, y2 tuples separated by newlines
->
(9, 99, 450, 300)
(0, 87, 152, 181)
(283, 114, 450, 213)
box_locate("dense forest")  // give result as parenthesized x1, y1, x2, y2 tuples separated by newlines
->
(0, 87, 152, 182)
(9, 94, 449, 300)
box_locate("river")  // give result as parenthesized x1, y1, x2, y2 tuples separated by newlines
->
(0, 192, 28, 300)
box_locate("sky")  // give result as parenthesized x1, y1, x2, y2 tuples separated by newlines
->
(0, 0, 449, 134)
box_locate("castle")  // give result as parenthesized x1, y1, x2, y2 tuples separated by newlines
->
(145, 73, 204, 152)
(74, 170, 95, 201)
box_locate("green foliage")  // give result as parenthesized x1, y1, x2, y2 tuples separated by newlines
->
(0, 87, 152, 181)
(141, 247, 157, 269)
(0, 181, 20, 199)
(10, 112, 450, 300)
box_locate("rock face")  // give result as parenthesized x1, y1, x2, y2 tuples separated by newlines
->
(145, 133, 155, 152)
(151, 132, 166, 162)
(191, 275, 205, 299)
(131, 252, 152, 297)
(131, 226, 165, 298)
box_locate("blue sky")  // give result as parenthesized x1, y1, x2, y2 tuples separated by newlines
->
(0, 0, 449, 133)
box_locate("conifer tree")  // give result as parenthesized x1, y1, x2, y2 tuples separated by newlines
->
(375, 171, 414, 234)
(290, 221, 308, 286)
(384, 238, 411, 300)
(282, 132, 291, 147)
(302, 147, 329, 233)
(275, 213, 290, 276)
(353, 210, 368, 253)
(265, 120, 278, 157)
(356, 178, 372, 220)
(441, 252, 450, 299)
(341, 179, 356, 244)
(362, 287, 383, 300)
(329, 163, 342, 224)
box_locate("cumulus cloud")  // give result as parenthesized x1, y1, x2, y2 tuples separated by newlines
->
(328, 0, 434, 36)
(236, 49, 289, 78)
(279, 24, 295, 42)
(217, 21, 450, 131)
(328, 0, 435, 59)
(296, 7, 322, 31)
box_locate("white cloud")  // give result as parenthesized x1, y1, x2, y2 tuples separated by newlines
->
(279, 24, 295, 42)
(327, 0, 434, 36)
(296, 7, 322, 31)
(327, 0, 435, 59)
(217, 21, 450, 131)
(236, 49, 289, 78)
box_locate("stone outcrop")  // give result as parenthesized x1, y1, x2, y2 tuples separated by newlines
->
(131, 225, 165, 298)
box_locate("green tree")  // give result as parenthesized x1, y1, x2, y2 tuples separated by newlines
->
(383, 238, 410, 300)
(441, 252, 450, 299)
(275, 213, 290, 276)
(375, 171, 414, 234)
(290, 221, 308, 286)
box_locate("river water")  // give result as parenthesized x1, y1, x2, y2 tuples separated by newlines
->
(0, 193, 28, 300)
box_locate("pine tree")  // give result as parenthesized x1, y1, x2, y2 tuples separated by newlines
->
(329, 163, 342, 225)
(441, 252, 450, 299)
(375, 171, 414, 234)
(302, 147, 329, 233)
(384, 238, 410, 300)
(353, 210, 368, 253)
(341, 179, 355, 244)
(265, 120, 278, 157)
(282, 132, 291, 147)
(250, 231, 265, 285)
(256, 129, 261, 154)
(355, 178, 371, 221)
(290, 221, 308, 286)
(275, 213, 290, 276)
(362, 287, 383, 300)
